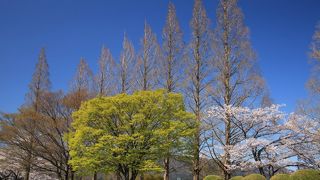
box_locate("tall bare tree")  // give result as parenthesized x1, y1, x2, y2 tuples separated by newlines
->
(119, 33, 135, 93)
(136, 21, 160, 90)
(95, 46, 116, 96)
(27, 48, 51, 110)
(25, 48, 51, 179)
(296, 22, 320, 168)
(298, 23, 320, 114)
(311, 23, 320, 61)
(209, 0, 264, 179)
(308, 23, 320, 94)
(66, 58, 93, 111)
(161, 2, 185, 180)
(0, 48, 51, 180)
(185, 0, 212, 179)
(71, 58, 93, 93)
(161, 2, 184, 93)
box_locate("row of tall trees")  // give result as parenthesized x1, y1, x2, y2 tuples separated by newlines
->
(0, 0, 265, 179)
(1, 0, 320, 179)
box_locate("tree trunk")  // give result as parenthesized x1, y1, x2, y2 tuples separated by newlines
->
(24, 165, 30, 180)
(163, 157, 170, 180)
(131, 171, 138, 180)
(253, 151, 265, 177)
(124, 173, 130, 180)
(93, 172, 97, 180)
(193, 130, 200, 180)
(224, 113, 231, 180)
(116, 173, 121, 180)
(193, 91, 201, 180)
(258, 167, 265, 176)
(224, 170, 230, 180)
(139, 173, 144, 180)
(65, 170, 69, 180)
(71, 171, 75, 180)
(57, 171, 63, 180)
(121, 167, 130, 180)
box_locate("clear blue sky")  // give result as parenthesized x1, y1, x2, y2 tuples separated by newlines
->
(0, 0, 319, 113)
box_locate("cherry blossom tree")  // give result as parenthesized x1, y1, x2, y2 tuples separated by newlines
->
(284, 113, 320, 169)
(203, 104, 316, 177)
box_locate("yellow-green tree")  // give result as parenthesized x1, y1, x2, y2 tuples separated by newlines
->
(68, 89, 196, 180)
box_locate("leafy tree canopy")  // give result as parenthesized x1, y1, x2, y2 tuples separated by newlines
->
(68, 89, 196, 179)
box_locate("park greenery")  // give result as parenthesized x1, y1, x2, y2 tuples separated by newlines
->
(204, 169, 320, 180)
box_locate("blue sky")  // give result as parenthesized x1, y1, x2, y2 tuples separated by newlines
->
(0, 0, 319, 113)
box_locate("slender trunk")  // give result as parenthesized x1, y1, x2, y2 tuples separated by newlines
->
(124, 172, 130, 180)
(56, 169, 63, 180)
(224, 113, 231, 180)
(252, 150, 265, 176)
(224, 170, 230, 180)
(121, 73, 126, 94)
(193, 100, 201, 180)
(163, 157, 170, 180)
(143, 55, 148, 91)
(116, 165, 122, 180)
(121, 167, 130, 180)
(121, 59, 127, 94)
(24, 165, 30, 180)
(131, 170, 138, 180)
(93, 172, 97, 180)
(193, 33, 201, 180)
(192, 135, 200, 180)
(71, 171, 75, 180)
(116, 172, 121, 180)
(222, 2, 231, 178)
(65, 170, 69, 180)
(23, 89, 40, 180)
(24, 145, 34, 180)
(258, 167, 265, 176)
(167, 32, 173, 93)
(65, 161, 71, 180)
(223, 67, 231, 179)
(164, 43, 173, 180)
(139, 173, 144, 180)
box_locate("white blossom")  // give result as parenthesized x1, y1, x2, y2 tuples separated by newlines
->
(203, 104, 316, 175)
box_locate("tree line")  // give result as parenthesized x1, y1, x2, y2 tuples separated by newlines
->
(1, 0, 320, 180)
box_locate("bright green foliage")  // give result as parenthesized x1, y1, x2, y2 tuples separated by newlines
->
(290, 169, 320, 180)
(203, 175, 223, 180)
(230, 176, 244, 180)
(243, 174, 266, 180)
(270, 174, 290, 180)
(68, 89, 196, 179)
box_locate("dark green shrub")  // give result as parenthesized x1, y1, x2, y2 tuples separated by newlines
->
(230, 176, 244, 180)
(243, 174, 266, 180)
(270, 174, 290, 180)
(203, 175, 223, 180)
(290, 169, 320, 180)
